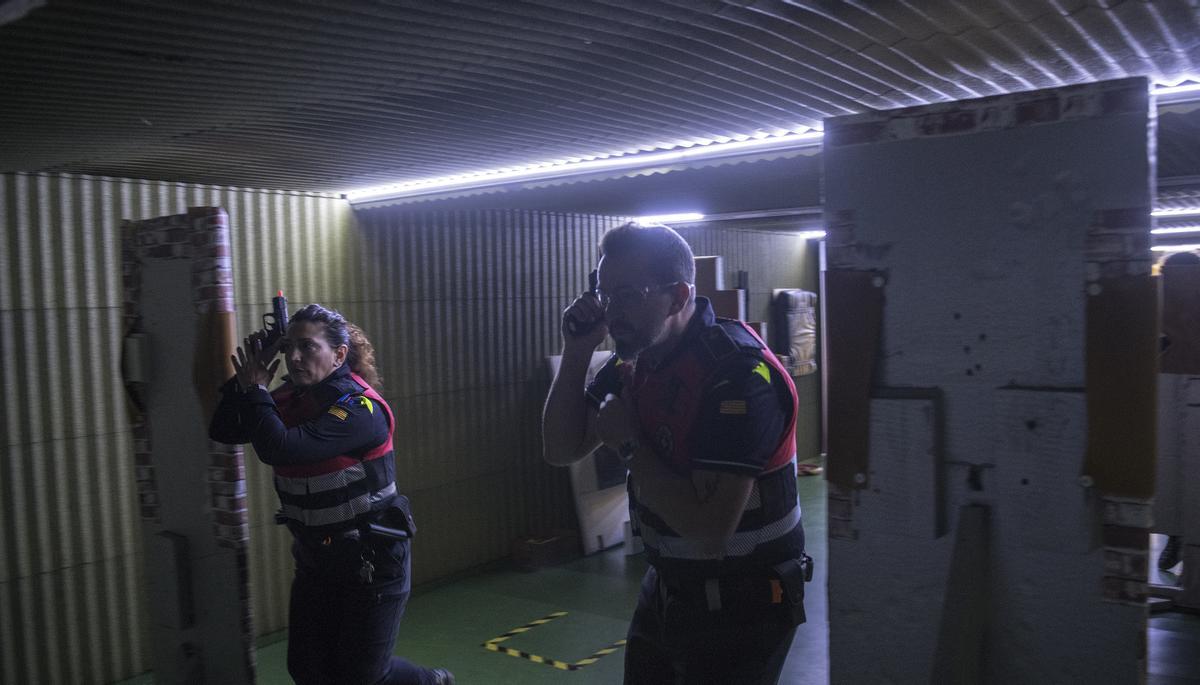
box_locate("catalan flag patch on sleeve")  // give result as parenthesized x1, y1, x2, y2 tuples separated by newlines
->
(719, 399, 748, 415)
(327, 406, 350, 421)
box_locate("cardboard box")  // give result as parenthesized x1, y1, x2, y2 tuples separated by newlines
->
(709, 289, 746, 320)
(694, 256, 724, 295)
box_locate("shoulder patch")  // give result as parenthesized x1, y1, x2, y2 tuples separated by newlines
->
(751, 361, 771, 385)
(719, 399, 748, 415)
(327, 406, 349, 421)
(336, 393, 375, 414)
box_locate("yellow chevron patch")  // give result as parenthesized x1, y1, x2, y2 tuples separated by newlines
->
(719, 399, 748, 415)
(752, 361, 771, 384)
(327, 406, 349, 421)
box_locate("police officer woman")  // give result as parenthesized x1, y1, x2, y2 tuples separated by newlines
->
(210, 304, 453, 685)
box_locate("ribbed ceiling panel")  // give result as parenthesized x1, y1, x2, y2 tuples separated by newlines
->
(1, 0, 1197, 192)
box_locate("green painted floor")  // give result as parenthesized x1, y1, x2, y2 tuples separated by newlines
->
(253, 475, 828, 685)
(119, 477, 1200, 684)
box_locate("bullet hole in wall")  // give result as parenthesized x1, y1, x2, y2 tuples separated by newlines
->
(968, 465, 985, 491)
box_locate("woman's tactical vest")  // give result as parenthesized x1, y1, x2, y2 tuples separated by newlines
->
(271, 371, 397, 534)
(624, 319, 804, 576)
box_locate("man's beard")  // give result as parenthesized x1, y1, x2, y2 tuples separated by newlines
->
(613, 338, 642, 361)
(612, 320, 666, 362)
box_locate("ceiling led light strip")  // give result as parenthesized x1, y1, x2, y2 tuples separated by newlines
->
(345, 79, 1200, 204)
(634, 213, 706, 224)
(346, 130, 823, 203)
(1152, 208, 1200, 218)
(1154, 77, 1200, 104)
(1151, 225, 1200, 236)
(1152, 244, 1200, 252)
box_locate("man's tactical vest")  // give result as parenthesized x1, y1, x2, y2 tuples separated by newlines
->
(271, 372, 397, 534)
(624, 319, 804, 576)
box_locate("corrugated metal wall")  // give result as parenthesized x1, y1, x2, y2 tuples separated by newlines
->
(0, 172, 356, 684)
(350, 210, 623, 582)
(1, 185, 822, 683)
(351, 208, 824, 583)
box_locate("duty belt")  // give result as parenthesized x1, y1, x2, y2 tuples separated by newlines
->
(278, 516, 363, 548)
(657, 553, 812, 622)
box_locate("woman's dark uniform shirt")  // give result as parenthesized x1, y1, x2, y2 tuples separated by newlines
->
(211, 364, 388, 467)
(210, 364, 398, 536)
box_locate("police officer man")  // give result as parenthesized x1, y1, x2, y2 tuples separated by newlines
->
(543, 222, 809, 685)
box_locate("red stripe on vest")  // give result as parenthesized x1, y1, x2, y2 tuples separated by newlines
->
(623, 320, 797, 474)
(271, 372, 395, 478)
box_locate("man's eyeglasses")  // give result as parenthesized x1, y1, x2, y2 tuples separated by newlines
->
(595, 282, 681, 309)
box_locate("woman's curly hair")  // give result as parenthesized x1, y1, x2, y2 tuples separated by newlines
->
(291, 304, 383, 389)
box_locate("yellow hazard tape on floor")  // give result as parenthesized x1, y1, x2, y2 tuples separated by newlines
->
(482, 611, 626, 671)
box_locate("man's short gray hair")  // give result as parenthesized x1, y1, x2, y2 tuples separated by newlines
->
(599, 222, 696, 285)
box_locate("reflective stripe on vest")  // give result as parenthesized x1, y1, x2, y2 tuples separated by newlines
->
(636, 501, 801, 561)
(280, 481, 397, 528)
(275, 462, 367, 495)
(634, 460, 803, 565)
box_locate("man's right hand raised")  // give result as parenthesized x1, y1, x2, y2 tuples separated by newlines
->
(561, 291, 608, 350)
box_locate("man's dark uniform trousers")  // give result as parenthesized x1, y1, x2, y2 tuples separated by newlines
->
(587, 297, 808, 684)
(210, 364, 425, 684)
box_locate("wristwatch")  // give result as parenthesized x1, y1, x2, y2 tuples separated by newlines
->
(617, 437, 639, 463)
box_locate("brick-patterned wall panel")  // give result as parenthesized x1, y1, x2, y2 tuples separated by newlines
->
(122, 207, 254, 684)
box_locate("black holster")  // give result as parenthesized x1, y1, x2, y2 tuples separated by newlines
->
(366, 495, 417, 542)
(772, 553, 813, 626)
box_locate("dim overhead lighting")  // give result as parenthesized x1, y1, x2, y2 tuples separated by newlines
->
(796, 230, 827, 239)
(1151, 244, 1200, 252)
(344, 79, 1198, 206)
(1151, 225, 1200, 236)
(1154, 82, 1200, 96)
(345, 129, 823, 204)
(1152, 208, 1200, 218)
(634, 213, 705, 224)
(1153, 78, 1200, 99)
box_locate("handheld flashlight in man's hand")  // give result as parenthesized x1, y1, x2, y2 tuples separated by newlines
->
(564, 270, 601, 337)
